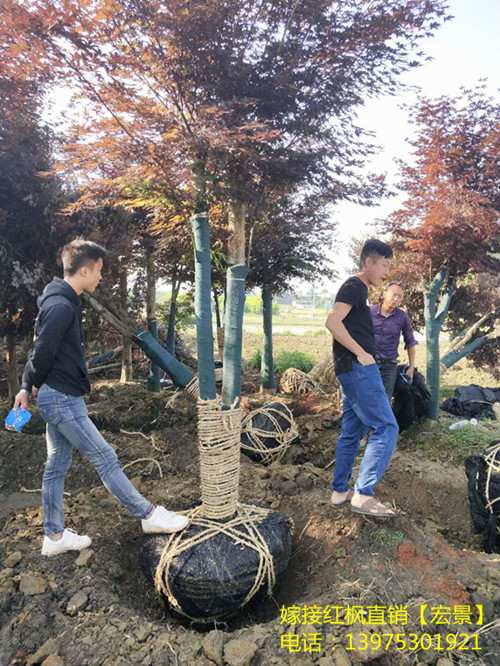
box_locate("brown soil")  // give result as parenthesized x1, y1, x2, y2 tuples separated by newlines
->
(1, 382, 499, 666)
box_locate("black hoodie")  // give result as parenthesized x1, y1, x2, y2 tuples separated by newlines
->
(21, 278, 90, 396)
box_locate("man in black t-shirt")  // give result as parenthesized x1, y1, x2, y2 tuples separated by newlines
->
(325, 239, 399, 517)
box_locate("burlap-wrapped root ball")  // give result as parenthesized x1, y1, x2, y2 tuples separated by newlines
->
(279, 368, 317, 396)
(465, 441, 500, 553)
(140, 398, 294, 622)
(140, 504, 293, 621)
(241, 401, 299, 464)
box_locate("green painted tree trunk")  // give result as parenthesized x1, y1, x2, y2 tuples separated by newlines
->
(146, 243, 161, 392)
(166, 299, 177, 356)
(147, 318, 161, 392)
(221, 200, 248, 408)
(424, 268, 454, 419)
(261, 285, 276, 391)
(119, 267, 133, 382)
(191, 212, 217, 401)
(82, 291, 194, 388)
(134, 330, 194, 387)
(222, 264, 248, 407)
(425, 321, 441, 418)
(441, 336, 489, 369)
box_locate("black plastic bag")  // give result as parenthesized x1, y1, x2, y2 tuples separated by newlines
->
(465, 443, 500, 553)
(442, 385, 500, 420)
(393, 365, 431, 431)
(140, 507, 293, 621)
(240, 401, 299, 463)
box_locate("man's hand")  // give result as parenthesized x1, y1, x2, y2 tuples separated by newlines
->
(13, 389, 30, 410)
(357, 351, 376, 366)
(406, 366, 415, 383)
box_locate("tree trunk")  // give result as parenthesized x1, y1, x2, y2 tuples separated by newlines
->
(440, 336, 489, 370)
(424, 268, 454, 419)
(119, 267, 133, 382)
(146, 244, 161, 392)
(440, 311, 495, 371)
(191, 212, 217, 400)
(425, 319, 441, 419)
(227, 200, 247, 265)
(6, 331, 19, 400)
(222, 200, 248, 408)
(261, 285, 276, 391)
(447, 311, 493, 353)
(166, 275, 181, 356)
(82, 292, 194, 387)
(213, 287, 224, 358)
(120, 343, 133, 383)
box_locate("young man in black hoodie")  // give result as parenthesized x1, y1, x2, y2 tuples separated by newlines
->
(14, 239, 189, 557)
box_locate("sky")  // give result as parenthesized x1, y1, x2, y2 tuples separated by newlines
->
(328, 0, 500, 290)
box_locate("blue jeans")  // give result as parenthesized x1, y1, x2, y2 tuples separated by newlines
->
(332, 362, 399, 496)
(37, 384, 153, 535)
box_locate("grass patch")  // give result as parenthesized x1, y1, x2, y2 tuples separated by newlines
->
(400, 417, 500, 465)
(245, 348, 316, 375)
(439, 385, 459, 399)
(246, 349, 262, 370)
(275, 350, 315, 374)
(371, 526, 406, 547)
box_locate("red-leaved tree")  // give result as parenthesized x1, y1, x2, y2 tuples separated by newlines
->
(385, 84, 500, 416)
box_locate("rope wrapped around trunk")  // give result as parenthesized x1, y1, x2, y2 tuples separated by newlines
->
(152, 398, 284, 621)
(198, 398, 241, 520)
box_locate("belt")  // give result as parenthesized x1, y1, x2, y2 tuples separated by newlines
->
(376, 357, 397, 365)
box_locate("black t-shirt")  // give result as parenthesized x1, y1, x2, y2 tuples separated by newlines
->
(332, 276, 376, 374)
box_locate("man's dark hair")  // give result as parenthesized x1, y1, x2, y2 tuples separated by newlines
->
(61, 239, 108, 276)
(359, 239, 393, 267)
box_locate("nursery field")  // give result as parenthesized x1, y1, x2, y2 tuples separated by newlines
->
(187, 297, 494, 389)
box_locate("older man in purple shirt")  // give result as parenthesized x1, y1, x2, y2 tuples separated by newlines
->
(370, 283, 418, 400)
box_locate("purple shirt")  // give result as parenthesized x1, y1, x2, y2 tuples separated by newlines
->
(370, 305, 418, 361)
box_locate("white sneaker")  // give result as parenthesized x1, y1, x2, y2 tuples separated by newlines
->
(141, 506, 190, 534)
(41, 529, 92, 557)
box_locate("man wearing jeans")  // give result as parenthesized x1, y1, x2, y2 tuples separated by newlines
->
(370, 283, 418, 400)
(14, 239, 189, 557)
(325, 239, 399, 517)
